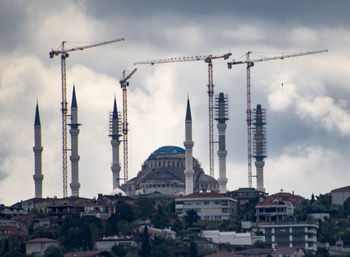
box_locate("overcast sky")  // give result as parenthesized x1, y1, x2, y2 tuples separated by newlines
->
(1, 0, 350, 205)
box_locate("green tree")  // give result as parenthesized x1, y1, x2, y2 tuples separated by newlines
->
(44, 245, 64, 257)
(152, 205, 170, 229)
(111, 244, 126, 257)
(184, 209, 200, 227)
(106, 214, 119, 236)
(140, 226, 151, 257)
(116, 201, 135, 222)
(189, 241, 198, 257)
(134, 197, 154, 220)
(3, 250, 24, 257)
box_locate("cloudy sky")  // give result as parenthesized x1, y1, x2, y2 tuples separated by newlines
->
(1, 0, 350, 205)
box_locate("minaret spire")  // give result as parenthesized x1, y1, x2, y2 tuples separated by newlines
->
(215, 92, 228, 193)
(109, 97, 121, 190)
(69, 85, 81, 196)
(184, 97, 194, 195)
(33, 102, 44, 198)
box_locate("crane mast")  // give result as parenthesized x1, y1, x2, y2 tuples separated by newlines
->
(227, 49, 328, 189)
(135, 53, 231, 191)
(49, 38, 125, 197)
(120, 68, 137, 183)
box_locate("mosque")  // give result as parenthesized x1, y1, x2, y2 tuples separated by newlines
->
(32, 88, 232, 198)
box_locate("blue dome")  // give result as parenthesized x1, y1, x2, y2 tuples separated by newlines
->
(148, 146, 185, 159)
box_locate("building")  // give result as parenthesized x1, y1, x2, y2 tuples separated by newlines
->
(25, 238, 59, 256)
(331, 186, 350, 205)
(0, 218, 28, 238)
(121, 146, 218, 196)
(255, 192, 304, 223)
(201, 230, 264, 245)
(205, 248, 304, 257)
(64, 250, 110, 257)
(95, 235, 139, 250)
(175, 192, 237, 220)
(259, 222, 318, 252)
(226, 188, 267, 214)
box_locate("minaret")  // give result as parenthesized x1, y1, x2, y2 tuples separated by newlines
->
(109, 98, 121, 190)
(184, 98, 194, 195)
(253, 104, 267, 192)
(33, 102, 44, 198)
(69, 86, 81, 197)
(215, 93, 228, 193)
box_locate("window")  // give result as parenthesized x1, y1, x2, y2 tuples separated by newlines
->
(275, 236, 289, 242)
(204, 201, 209, 205)
(275, 227, 289, 233)
(292, 227, 305, 232)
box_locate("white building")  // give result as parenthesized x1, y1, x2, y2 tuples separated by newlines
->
(331, 185, 350, 205)
(25, 238, 59, 256)
(175, 192, 237, 220)
(201, 230, 264, 245)
(259, 222, 318, 252)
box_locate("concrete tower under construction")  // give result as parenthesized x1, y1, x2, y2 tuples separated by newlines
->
(69, 86, 81, 196)
(33, 102, 44, 198)
(253, 104, 267, 192)
(184, 98, 194, 195)
(109, 98, 122, 190)
(215, 92, 228, 193)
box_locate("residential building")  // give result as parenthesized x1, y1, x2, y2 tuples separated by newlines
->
(255, 192, 303, 223)
(331, 186, 350, 205)
(25, 238, 59, 256)
(226, 187, 267, 214)
(95, 235, 139, 250)
(175, 192, 237, 220)
(259, 222, 318, 252)
(201, 230, 264, 245)
(0, 218, 28, 238)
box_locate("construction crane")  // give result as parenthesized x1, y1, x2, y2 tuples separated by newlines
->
(49, 38, 125, 197)
(227, 49, 328, 188)
(135, 53, 232, 191)
(119, 68, 137, 183)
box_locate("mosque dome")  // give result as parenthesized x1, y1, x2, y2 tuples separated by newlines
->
(110, 187, 126, 196)
(120, 145, 218, 196)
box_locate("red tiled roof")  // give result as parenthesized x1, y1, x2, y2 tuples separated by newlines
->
(331, 185, 350, 192)
(181, 192, 226, 199)
(26, 238, 58, 244)
(257, 192, 304, 206)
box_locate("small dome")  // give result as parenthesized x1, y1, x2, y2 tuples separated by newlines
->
(110, 188, 126, 196)
(147, 146, 185, 160)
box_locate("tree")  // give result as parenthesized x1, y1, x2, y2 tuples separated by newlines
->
(140, 226, 151, 257)
(134, 197, 154, 220)
(116, 201, 135, 222)
(184, 209, 200, 227)
(43, 245, 64, 257)
(106, 214, 119, 236)
(111, 244, 126, 257)
(3, 250, 24, 257)
(189, 241, 198, 257)
(152, 205, 170, 229)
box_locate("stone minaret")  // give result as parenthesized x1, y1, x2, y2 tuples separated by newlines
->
(253, 104, 267, 192)
(69, 86, 81, 196)
(33, 102, 44, 198)
(184, 98, 194, 195)
(215, 93, 228, 193)
(109, 98, 121, 190)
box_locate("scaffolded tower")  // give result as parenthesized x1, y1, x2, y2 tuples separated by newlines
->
(252, 104, 267, 192)
(109, 98, 122, 190)
(215, 93, 229, 193)
(33, 102, 44, 198)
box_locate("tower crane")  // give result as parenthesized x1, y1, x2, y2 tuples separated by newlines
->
(49, 38, 125, 197)
(119, 68, 137, 183)
(135, 53, 232, 191)
(227, 49, 328, 188)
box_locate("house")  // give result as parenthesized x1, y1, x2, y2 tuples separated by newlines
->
(25, 238, 59, 256)
(255, 192, 303, 223)
(331, 186, 350, 205)
(259, 222, 318, 252)
(201, 230, 264, 245)
(226, 187, 267, 214)
(0, 218, 28, 239)
(175, 192, 237, 220)
(95, 235, 139, 250)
